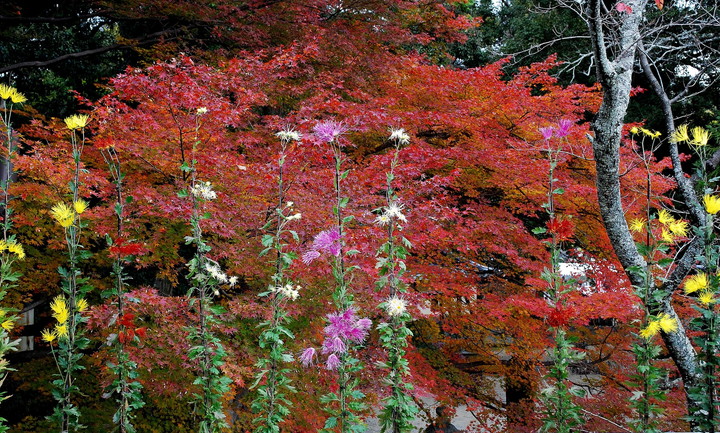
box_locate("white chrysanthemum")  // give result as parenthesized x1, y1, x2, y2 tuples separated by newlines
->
(191, 181, 217, 200)
(274, 283, 300, 300)
(196, 107, 208, 115)
(276, 128, 302, 142)
(386, 202, 407, 222)
(374, 214, 391, 226)
(287, 213, 302, 220)
(388, 128, 410, 145)
(204, 262, 228, 283)
(228, 276, 239, 286)
(386, 297, 407, 317)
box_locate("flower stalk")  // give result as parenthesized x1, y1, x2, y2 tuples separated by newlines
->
(375, 129, 417, 433)
(251, 129, 302, 432)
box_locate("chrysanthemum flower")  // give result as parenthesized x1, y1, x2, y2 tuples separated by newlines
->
(76, 298, 89, 313)
(55, 324, 69, 339)
(385, 297, 408, 317)
(1, 320, 14, 331)
(630, 126, 639, 134)
(73, 199, 88, 214)
(6, 240, 25, 259)
(684, 273, 709, 294)
(657, 209, 674, 225)
(639, 320, 661, 339)
(303, 228, 342, 264)
(388, 128, 410, 145)
(539, 127, 554, 140)
(690, 127, 709, 147)
(0, 84, 15, 100)
(190, 181, 217, 201)
(50, 202, 75, 228)
(41, 328, 57, 343)
(698, 290, 715, 306)
(313, 120, 347, 144)
(326, 353, 341, 370)
(660, 228, 674, 243)
(704, 194, 720, 215)
(64, 114, 90, 130)
(51, 296, 69, 324)
(299, 347, 316, 367)
(641, 128, 661, 139)
(629, 218, 646, 233)
(656, 313, 678, 333)
(670, 124, 689, 143)
(555, 119, 573, 138)
(668, 220, 689, 237)
(276, 128, 302, 142)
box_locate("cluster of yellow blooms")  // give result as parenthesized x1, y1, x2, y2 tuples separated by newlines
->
(50, 200, 88, 228)
(684, 273, 716, 306)
(0, 84, 27, 104)
(64, 114, 89, 130)
(630, 126, 662, 139)
(629, 209, 689, 242)
(670, 124, 710, 147)
(42, 295, 89, 343)
(0, 309, 14, 332)
(639, 313, 679, 339)
(0, 238, 25, 260)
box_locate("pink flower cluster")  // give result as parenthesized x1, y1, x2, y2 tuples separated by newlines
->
(540, 119, 573, 140)
(300, 308, 372, 370)
(313, 120, 347, 144)
(302, 227, 342, 264)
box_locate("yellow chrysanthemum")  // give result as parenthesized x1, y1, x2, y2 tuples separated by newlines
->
(690, 127, 709, 147)
(668, 220, 689, 237)
(640, 320, 661, 339)
(41, 328, 57, 343)
(661, 228, 674, 243)
(684, 273, 709, 294)
(55, 324, 68, 339)
(630, 126, 639, 134)
(50, 202, 75, 228)
(657, 313, 678, 333)
(73, 199, 88, 215)
(76, 298, 89, 313)
(0, 84, 15, 100)
(703, 194, 720, 215)
(670, 124, 689, 143)
(50, 296, 69, 324)
(1, 320, 14, 331)
(629, 218, 646, 233)
(657, 209, 674, 225)
(9, 90, 26, 104)
(64, 114, 90, 130)
(6, 241, 25, 260)
(0, 309, 5, 319)
(698, 290, 715, 306)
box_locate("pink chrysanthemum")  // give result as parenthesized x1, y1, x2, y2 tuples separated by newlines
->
(556, 119, 573, 137)
(303, 228, 342, 264)
(300, 347, 316, 367)
(326, 353, 341, 370)
(539, 127, 554, 140)
(313, 121, 347, 144)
